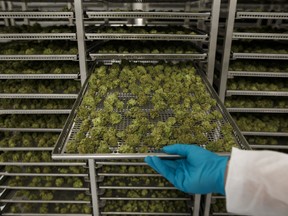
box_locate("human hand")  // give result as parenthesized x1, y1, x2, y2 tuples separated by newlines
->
(145, 144, 229, 195)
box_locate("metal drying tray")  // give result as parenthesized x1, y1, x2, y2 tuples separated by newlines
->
(53, 67, 250, 160)
(86, 11, 210, 20)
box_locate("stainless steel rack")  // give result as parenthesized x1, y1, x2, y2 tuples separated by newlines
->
(217, 0, 288, 153)
(81, 0, 221, 84)
(0, 1, 92, 216)
(90, 53, 207, 61)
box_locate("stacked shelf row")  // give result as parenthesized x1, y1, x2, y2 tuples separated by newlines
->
(0, 1, 93, 215)
(218, 0, 288, 151)
(210, 0, 287, 215)
(52, 1, 228, 215)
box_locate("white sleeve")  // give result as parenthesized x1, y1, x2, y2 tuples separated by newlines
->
(225, 147, 288, 216)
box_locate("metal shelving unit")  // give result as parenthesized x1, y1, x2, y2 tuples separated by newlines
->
(83, 0, 221, 84)
(217, 0, 288, 155)
(0, 1, 93, 216)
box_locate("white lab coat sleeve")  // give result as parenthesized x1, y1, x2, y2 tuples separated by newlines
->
(225, 147, 288, 216)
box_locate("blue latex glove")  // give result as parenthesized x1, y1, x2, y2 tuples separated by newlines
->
(145, 144, 229, 195)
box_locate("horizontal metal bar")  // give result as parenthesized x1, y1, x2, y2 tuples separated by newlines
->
(242, 131, 288, 136)
(0, 55, 77, 61)
(0, 33, 76, 40)
(99, 186, 176, 190)
(211, 195, 225, 199)
(0, 11, 74, 19)
(0, 109, 71, 115)
(0, 162, 86, 166)
(0, 172, 88, 177)
(236, 12, 288, 19)
(233, 32, 288, 40)
(0, 199, 90, 204)
(86, 33, 208, 41)
(250, 145, 288, 149)
(53, 152, 230, 160)
(86, 11, 210, 20)
(96, 162, 147, 166)
(0, 74, 79, 79)
(0, 186, 89, 191)
(98, 173, 161, 177)
(1, 214, 90, 216)
(89, 53, 207, 61)
(232, 53, 288, 60)
(226, 90, 288, 97)
(0, 147, 53, 151)
(227, 108, 288, 113)
(0, 128, 62, 132)
(228, 71, 288, 78)
(100, 197, 190, 201)
(9, 109, 63, 115)
(101, 212, 190, 215)
(0, 94, 78, 99)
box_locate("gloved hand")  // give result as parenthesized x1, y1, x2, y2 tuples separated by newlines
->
(145, 144, 229, 195)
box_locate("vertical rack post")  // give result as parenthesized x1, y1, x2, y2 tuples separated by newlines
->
(206, 0, 221, 84)
(74, 0, 88, 85)
(193, 194, 201, 216)
(22, 0, 29, 25)
(7, 1, 15, 26)
(203, 193, 212, 216)
(0, 1, 9, 26)
(132, 3, 144, 26)
(88, 159, 100, 216)
(218, 0, 237, 102)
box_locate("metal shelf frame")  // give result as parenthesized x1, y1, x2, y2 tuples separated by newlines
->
(86, 33, 208, 41)
(232, 53, 288, 60)
(227, 108, 288, 113)
(0, 94, 78, 99)
(0, 74, 79, 80)
(0, 128, 63, 132)
(236, 12, 288, 20)
(0, 33, 76, 40)
(89, 53, 207, 61)
(232, 32, 288, 40)
(227, 71, 288, 78)
(0, 109, 71, 115)
(218, 0, 288, 102)
(0, 11, 74, 19)
(242, 131, 288, 137)
(86, 11, 211, 20)
(0, 55, 77, 61)
(226, 90, 288, 97)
